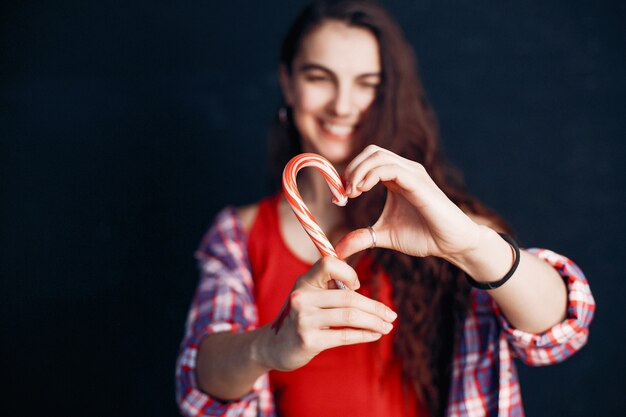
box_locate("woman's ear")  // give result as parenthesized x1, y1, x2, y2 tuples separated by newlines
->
(279, 64, 294, 106)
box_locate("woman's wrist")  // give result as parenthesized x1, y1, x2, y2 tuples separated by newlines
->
(444, 226, 515, 284)
(250, 325, 276, 372)
(197, 327, 273, 400)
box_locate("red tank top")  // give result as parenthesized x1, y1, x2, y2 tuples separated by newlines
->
(247, 194, 425, 417)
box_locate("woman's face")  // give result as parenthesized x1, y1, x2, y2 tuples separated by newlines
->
(280, 20, 381, 165)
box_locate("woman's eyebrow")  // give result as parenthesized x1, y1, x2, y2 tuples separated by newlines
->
(298, 63, 333, 73)
(356, 72, 381, 80)
(298, 62, 381, 78)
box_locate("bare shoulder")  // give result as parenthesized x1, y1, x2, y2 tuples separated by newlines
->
(236, 203, 259, 234)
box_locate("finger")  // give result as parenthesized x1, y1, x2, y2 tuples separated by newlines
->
(344, 144, 382, 180)
(361, 164, 441, 211)
(310, 287, 397, 322)
(358, 164, 403, 193)
(336, 225, 395, 259)
(335, 228, 376, 259)
(297, 256, 360, 290)
(347, 152, 413, 198)
(345, 149, 389, 197)
(344, 145, 404, 195)
(319, 328, 384, 349)
(315, 308, 394, 334)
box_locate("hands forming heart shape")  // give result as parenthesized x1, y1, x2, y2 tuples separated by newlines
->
(282, 146, 484, 270)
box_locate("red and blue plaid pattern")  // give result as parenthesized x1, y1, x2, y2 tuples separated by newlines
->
(176, 207, 595, 417)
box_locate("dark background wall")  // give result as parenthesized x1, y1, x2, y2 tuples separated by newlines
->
(1, 1, 624, 415)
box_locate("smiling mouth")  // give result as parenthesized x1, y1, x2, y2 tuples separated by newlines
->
(319, 120, 355, 140)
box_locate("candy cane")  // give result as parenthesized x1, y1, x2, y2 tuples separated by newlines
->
(282, 153, 348, 289)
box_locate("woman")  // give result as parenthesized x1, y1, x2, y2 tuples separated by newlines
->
(176, 1, 595, 416)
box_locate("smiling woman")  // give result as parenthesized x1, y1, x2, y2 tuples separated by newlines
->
(175, 1, 595, 416)
(279, 20, 381, 163)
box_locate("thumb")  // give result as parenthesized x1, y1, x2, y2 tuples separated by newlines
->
(336, 228, 376, 259)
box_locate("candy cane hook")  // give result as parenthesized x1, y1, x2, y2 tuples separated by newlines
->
(282, 153, 349, 289)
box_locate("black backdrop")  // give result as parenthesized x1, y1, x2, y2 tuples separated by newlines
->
(2, 1, 625, 416)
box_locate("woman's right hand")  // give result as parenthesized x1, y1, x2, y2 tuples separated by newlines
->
(255, 256, 398, 372)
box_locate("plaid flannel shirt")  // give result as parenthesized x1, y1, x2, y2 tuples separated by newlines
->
(176, 207, 595, 417)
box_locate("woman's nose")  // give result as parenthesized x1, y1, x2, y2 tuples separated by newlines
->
(328, 84, 354, 117)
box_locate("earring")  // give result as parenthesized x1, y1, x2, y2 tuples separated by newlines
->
(278, 107, 288, 125)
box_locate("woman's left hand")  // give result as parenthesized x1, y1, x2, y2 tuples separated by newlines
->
(336, 145, 482, 261)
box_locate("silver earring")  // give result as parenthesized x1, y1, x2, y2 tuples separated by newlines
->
(278, 107, 288, 125)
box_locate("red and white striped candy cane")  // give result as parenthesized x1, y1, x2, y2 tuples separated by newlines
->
(282, 153, 348, 289)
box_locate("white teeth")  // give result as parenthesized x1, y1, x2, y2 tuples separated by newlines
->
(323, 122, 353, 136)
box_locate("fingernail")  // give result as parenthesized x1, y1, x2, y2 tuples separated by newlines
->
(386, 309, 398, 321)
(345, 183, 352, 195)
(383, 322, 393, 332)
(357, 179, 365, 190)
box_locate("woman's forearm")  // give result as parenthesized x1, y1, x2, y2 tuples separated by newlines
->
(196, 325, 272, 400)
(446, 226, 568, 334)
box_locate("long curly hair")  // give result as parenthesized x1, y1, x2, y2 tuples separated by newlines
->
(268, 1, 511, 415)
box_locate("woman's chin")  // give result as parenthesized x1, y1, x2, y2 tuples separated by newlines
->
(302, 141, 351, 166)
(318, 148, 351, 166)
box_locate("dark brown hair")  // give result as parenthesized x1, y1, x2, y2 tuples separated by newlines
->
(269, 1, 510, 415)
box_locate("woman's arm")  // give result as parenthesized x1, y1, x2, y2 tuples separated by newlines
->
(175, 208, 267, 416)
(196, 327, 271, 400)
(338, 145, 583, 334)
(445, 226, 567, 333)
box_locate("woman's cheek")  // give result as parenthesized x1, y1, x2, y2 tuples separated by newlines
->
(354, 88, 377, 110)
(298, 84, 333, 111)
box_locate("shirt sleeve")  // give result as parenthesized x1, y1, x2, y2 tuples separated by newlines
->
(493, 248, 596, 366)
(175, 207, 274, 417)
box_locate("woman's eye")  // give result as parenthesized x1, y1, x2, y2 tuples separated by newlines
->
(306, 75, 330, 82)
(359, 81, 380, 89)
